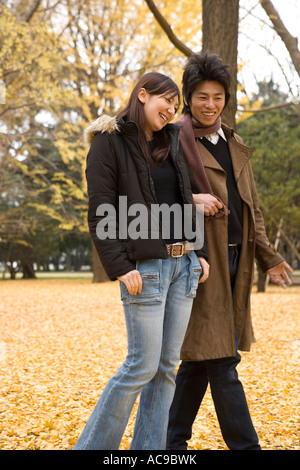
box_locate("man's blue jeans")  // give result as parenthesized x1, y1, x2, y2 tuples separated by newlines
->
(167, 246, 261, 450)
(74, 252, 201, 450)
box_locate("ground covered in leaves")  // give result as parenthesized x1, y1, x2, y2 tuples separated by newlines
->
(0, 279, 299, 450)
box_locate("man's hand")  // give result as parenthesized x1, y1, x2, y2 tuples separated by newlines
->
(198, 257, 210, 283)
(193, 193, 223, 216)
(118, 270, 143, 295)
(267, 261, 293, 289)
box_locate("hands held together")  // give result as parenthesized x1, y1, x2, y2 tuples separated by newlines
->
(193, 193, 223, 216)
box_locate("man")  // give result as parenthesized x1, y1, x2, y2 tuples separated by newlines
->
(167, 53, 293, 450)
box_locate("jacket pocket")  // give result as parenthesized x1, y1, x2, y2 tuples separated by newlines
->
(120, 259, 162, 304)
(186, 251, 202, 298)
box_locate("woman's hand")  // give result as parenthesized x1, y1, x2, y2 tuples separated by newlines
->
(193, 193, 223, 216)
(118, 269, 143, 295)
(198, 257, 210, 283)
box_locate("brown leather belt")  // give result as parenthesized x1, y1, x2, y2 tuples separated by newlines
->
(165, 241, 194, 258)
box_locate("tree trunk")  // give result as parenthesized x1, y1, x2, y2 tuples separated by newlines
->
(257, 219, 283, 292)
(22, 262, 37, 279)
(265, 218, 283, 289)
(257, 265, 267, 292)
(91, 242, 109, 283)
(202, 0, 239, 128)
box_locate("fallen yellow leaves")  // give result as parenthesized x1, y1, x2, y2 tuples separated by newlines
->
(0, 279, 299, 450)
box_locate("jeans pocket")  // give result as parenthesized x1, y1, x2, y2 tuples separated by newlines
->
(186, 252, 202, 298)
(120, 259, 162, 304)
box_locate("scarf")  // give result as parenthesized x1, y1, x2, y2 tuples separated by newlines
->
(176, 113, 229, 218)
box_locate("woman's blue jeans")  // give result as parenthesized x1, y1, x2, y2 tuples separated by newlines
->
(73, 252, 201, 450)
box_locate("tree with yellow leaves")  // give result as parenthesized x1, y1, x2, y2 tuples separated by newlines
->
(0, 2, 86, 277)
(1, 0, 201, 278)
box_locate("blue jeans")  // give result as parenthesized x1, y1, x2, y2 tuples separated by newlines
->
(167, 246, 261, 450)
(74, 252, 201, 450)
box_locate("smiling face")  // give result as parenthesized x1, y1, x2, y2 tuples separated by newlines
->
(138, 88, 179, 140)
(189, 80, 225, 127)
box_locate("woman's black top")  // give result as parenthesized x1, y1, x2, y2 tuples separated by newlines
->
(150, 157, 185, 244)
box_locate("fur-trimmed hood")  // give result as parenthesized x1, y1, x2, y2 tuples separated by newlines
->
(84, 115, 119, 146)
(84, 114, 181, 147)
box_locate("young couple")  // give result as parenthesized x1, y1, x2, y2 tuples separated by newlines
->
(74, 53, 292, 451)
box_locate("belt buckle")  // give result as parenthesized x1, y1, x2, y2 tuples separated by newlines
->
(171, 243, 184, 257)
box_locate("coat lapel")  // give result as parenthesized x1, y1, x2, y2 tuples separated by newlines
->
(222, 126, 253, 181)
(197, 126, 253, 180)
(196, 139, 224, 172)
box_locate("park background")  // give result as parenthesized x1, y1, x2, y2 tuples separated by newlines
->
(0, 0, 299, 450)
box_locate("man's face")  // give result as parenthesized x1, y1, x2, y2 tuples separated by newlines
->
(189, 80, 226, 126)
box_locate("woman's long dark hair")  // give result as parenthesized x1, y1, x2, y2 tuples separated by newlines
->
(117, 72, 180, 165)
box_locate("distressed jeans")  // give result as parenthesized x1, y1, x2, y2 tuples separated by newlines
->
(73, 251, 201, 450)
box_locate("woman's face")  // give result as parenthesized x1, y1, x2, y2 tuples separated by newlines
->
(138, 88, 179, 139)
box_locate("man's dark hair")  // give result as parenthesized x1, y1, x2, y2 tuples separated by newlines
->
(182, 52, 231, 113)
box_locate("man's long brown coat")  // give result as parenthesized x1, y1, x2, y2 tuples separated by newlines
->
(180, 124, 283, 361)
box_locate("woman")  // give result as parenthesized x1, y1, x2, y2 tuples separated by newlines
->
(74, 72, 209, 450)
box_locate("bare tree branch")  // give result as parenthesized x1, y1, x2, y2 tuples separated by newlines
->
(238, 100, 300, 114)
(261, 0, 300, 77)
(144, 0, 194, 57)
(240, 30, 295, 95)
(22, 0, 43, 22)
